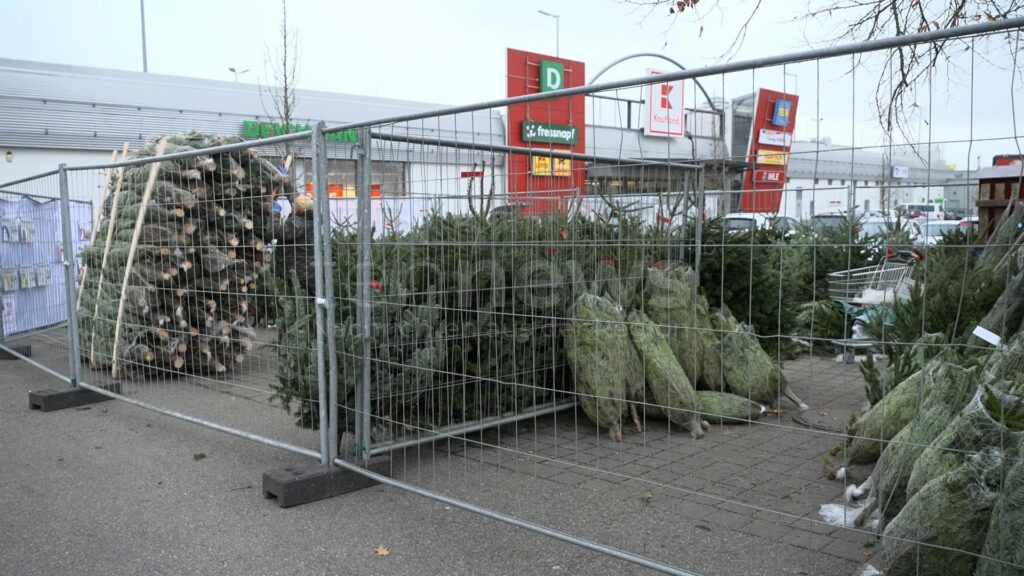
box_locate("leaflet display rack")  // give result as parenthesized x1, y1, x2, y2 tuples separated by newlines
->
(1, 195, 93, 338)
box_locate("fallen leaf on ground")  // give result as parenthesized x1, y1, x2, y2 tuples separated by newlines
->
(373, 545, 390, 556)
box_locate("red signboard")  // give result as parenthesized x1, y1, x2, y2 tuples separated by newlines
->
(740, 88, 799, 213)
(993, 155, 1024, 167)
(754, 169, 786, 184)
(506, 49, 586, 214)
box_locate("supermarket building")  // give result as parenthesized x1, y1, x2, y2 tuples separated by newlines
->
(0, 58, 962, 219)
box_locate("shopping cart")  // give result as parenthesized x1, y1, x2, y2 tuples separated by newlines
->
(827, 249, 919, 306)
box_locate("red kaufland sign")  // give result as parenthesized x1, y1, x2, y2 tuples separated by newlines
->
(506, 48, 586, 214)
(644, 69, 684, 137)
(741, 88, 799, 213)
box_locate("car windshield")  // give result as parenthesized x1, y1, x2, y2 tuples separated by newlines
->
(811, 216, 847, 231)
(725, 218, 756, 231)
(771, 217, 794, 231)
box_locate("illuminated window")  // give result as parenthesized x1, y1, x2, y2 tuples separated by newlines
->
(303, 159, 406, 197)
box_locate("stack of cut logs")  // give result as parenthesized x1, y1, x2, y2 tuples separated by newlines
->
(78, 132, 288, 379)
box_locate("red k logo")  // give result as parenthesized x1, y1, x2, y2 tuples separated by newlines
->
(659, 84, 674, 109)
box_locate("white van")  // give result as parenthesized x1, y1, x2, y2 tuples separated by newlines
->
(895, 203, 944, 220)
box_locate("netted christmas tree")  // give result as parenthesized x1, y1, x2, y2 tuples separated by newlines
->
(270, 180, 700, 439)
(78, 131, 286, 378)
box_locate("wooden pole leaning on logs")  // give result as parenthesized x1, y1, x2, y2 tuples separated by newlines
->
(111, 139, 167, 380)
(87, 143, 130, 368)
(75, 146, 121, 312)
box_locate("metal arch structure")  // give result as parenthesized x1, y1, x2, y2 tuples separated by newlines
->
(587, 52, 719, 112)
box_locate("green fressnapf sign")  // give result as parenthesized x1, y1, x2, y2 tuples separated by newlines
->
(521, 120, 578, 145)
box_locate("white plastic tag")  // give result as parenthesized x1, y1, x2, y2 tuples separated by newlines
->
(972, 325, 1002, 346)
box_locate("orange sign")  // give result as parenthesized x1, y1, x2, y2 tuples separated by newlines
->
(532, 155, 572, 177)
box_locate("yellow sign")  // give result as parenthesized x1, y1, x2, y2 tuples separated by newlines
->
(756, 150, 788, 166)
(532, 155, 571, 177)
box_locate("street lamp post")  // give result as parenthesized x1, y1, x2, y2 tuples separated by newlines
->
(140, 0, 148, 73)
(228, 67, 250, 83)
(538, 10, 560, 57)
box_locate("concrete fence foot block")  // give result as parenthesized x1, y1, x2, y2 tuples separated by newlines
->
(263, 455, 391, 508)
(29, 384, 121, 412)
(0, 343, 32, 360)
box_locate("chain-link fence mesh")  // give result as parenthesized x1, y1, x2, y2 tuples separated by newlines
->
(1, 174, 91, 382)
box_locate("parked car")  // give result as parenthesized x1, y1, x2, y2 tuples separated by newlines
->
(858, 217, 888, 239)
(859, 217, 921, 238)
(958, 216, 979, 231)
(489, 203, 533, 222)
(722, 213, 798, 235)
(769, 215, 799, 233)
(895, 203, 944, 220)
(943, 208, 964, 220)
(810, 213, 854, 233)
(913, 219, 962, 246)
(723, 212, 787, 231)
(722, 212, 768, 231)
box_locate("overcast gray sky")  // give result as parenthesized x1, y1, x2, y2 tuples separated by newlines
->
(1, 0, 1021, 167)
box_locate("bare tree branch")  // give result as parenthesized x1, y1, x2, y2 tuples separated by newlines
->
(261, 0, 301, 159)
(624, 0, 1024, 138)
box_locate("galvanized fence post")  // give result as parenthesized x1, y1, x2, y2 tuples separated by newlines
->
(310, 122, 331, 466)
(354, 127, 373, 462)
(694, 167, 705, 290)
(315, 126, 339, 464)
(0, 259, 6, 348)
(58, 164, 82, 387)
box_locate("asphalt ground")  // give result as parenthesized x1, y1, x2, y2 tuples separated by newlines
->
(1, 336, 875, 576)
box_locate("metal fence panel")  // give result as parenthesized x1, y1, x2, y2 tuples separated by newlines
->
(308, 23, 1024, 576)
(2, 16, 1023, 576)
(1, 174, 91, 383)
(67, 132, 328, 460)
